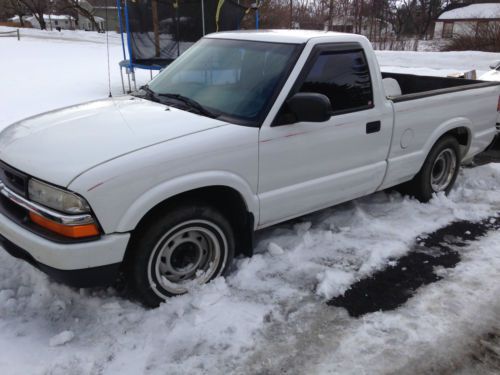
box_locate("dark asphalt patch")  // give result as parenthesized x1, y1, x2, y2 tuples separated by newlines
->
(328, 215, 500, 317)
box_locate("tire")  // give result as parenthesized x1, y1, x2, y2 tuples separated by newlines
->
(407, 135, 461, 202)
(127, 204, 235, 307)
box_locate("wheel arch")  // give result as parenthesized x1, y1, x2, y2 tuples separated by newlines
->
(118, 173, 258, 258)
(423, 119, 472, 162)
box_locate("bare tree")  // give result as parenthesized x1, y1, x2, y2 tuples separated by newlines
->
(0, 0, 30, 26)
(241, 0, 290, 29)
(327, 0, 334, 30)
(443, 22, 500, 52)
(18, 0, 48, 29)
(57, 0, 101, 31)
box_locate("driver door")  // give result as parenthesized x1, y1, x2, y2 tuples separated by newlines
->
(257, 44, 393, 227)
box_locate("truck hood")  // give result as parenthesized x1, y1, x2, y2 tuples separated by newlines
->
(0, 96, 227, 187)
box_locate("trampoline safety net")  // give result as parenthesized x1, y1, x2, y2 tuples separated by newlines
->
(126, 0, 248, 67)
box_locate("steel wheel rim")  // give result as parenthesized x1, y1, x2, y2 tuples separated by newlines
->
(147, 220, 227, 297)
(431, 148, 457, 192)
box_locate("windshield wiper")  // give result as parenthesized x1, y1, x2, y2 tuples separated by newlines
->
(157, 93, 220, 119)
(135, 85, 163, 104)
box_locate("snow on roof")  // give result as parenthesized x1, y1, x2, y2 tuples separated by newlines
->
(438, 3, 500, 20)
(44, 14, 75, 21)
(10, 14, 75, 21)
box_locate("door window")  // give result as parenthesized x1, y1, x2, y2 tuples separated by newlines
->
(299, 49, 373, 114)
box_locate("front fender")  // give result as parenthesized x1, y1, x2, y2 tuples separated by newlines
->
(114, 171, 259, 233)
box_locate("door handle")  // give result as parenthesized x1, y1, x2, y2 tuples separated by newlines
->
(366, 121, 381, 134)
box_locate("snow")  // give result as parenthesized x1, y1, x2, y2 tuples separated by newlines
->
(10, 14, 76, 22)
(267, 242, 285, 255)
(481, 68, 500, 82)
(438, 4, 500, 20)
(1, 27, 500, 374)
(49, 331, 75, 347)
(316, 269, 355, 299)
(376, 50, 500, 78)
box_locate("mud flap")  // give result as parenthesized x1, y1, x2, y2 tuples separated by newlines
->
(473, 132, 500, 166)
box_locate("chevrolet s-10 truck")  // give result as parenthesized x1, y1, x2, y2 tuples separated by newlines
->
(1, 30, 499, 306)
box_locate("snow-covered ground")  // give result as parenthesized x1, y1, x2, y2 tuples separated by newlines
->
(1, 27, 500, 374)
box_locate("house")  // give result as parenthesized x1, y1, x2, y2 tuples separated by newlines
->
(9, 14, 105, 31)
(434, 3, 500, 39)
(91, 6, 120, 31)
(9, 14, 76, 30)
(78, 0, 121, 31)
(78, 16, 105, 31)
(326, 17, 394, 38)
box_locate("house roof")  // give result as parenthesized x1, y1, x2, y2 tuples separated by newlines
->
(45, 15, 75, 21)
(9, 14, 75, 22)
(438, 3, 500, 20)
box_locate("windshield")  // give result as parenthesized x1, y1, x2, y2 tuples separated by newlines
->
(146, 38, 300, 125)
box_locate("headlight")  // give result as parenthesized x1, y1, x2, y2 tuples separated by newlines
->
(28, 179, 90, 214)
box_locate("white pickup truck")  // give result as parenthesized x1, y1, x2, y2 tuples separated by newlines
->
(1, 30, 499, 306)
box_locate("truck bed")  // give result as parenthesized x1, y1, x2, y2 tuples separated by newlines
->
(382, 72, 500, 102)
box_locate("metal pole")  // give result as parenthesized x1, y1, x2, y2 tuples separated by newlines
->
(120, 66, 126, 94)
(17, 29, 20, 40)
(256, 2, 259, 30)
(124, 0, 135, 91)
(175, 0, 180, 56)
(201, 0, 206, 35)
(237, 0, 241, 29)
(116, 0, 127, 62)
(151, 0, 160, 57)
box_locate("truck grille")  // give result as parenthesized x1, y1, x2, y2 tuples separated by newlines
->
(0, 161, 28, 197)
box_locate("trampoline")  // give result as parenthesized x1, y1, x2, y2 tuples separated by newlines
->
(117, 0, 249, 92)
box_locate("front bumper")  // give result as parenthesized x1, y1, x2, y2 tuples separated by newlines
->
(0, 209, 130, 287)
(0, 233, 122, 287)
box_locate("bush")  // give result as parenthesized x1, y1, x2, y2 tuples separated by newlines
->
(442, 23, 500, 52)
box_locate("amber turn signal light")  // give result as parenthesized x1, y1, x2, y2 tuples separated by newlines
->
(29, 212, 100, 238)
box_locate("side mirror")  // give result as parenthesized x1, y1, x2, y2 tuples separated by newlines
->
(286, 93, 332, 123)
(489, 61, 500, 70)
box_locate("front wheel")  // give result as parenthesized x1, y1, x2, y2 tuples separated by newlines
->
(408, 135, 461, 202)
(127, 204, 235, 307)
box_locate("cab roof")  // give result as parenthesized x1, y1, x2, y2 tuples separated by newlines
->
(206, 29, 368, 44)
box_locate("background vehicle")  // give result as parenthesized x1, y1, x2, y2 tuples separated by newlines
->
(0, 30, 499, 306)
(480, 61, 500, 82)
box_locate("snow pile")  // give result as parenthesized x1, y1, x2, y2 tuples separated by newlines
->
(316, 268, 355, 299)
(49, 331, 75, 347)
(267, 242, 285, 256)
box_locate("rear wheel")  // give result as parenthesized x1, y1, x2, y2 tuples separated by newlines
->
(406, 135, 460, 202)
(128, 204, 235, 307)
